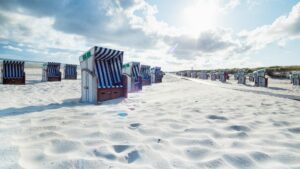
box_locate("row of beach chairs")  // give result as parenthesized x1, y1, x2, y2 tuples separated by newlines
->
(0, 61, 78, 84)
(177, 69, 269, 87)
(182, 69, 300, 87)
(0, 46, 164, 104)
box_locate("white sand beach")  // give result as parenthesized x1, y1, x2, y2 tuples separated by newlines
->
(1, 70, 300, 169)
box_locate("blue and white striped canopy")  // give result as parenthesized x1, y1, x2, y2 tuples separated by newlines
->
(47, 62, 61, 77)
(131, 62, 140, 82)
(93, 47, 124, 88)
(3, 60, 25, 78)
(65, 64, 77, 76)
(140, 65, 151, 80)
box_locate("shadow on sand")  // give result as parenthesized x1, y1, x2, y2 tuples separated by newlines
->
(0, 97, 125, 118)
(0, 98, 82, 117)
(232, 88, 300, 101)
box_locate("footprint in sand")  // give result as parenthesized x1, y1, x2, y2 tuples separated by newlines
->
(288, 127, 300, 134)
(113, 145, 130, 153)
(207, 115, 228, 121)
(93, 150, 116, 160)
(125, 150, 140, 163)
(223, 154, 254, 168)
(227, 125, 250, 132)
(129, 123, 141, 129)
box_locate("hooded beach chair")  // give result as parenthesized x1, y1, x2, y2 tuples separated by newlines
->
(237, 71, 246, 84)
(191, 71, 197, 78)
(210, 71, 217, 80)
(79, 46, 128, 103)
(234, 73, 239, 80)
(180, 71, 187, 77)
(0, 60, 25, 85)
(42, 62, 61, 82)
(151, 67, 163, 83)
(253, 69, 268, 87)
(140, 65, 151, 86)
(186, 71, 191, 77)
(199, 71, 209, 79)
(248, 73, 254, 82)
(123, 62, 142, 92)
(64, 64, 77, 79)
(291, 72, 300, 86)
(219, 71, 227, 82)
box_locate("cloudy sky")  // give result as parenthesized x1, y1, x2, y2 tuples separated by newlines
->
(0, 0, 299, 71)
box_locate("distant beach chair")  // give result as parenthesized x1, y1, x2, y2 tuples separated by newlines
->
(180, 71, 187, 77)
(234, 73, 239, 80)
(42, 62, 61, 82)
(123, 62, 142, 92)
(64, 64, 77, 80)
(219, 71, 227, 82)
(291, 72, 300, 86)
(140, 65, 151, 86)
(199, 71, 209, 79)
(237, 71, 246, 84)
(151, 67, 163, 83)
(79, 46, 128, 103)
(253, 69, 268, 87)
(191, 71, 197, 78)
(0, 60, 25, 85)
(248, 73, 254, 82)
(210, 71, 217, 81)
(186, 70, 191, 77)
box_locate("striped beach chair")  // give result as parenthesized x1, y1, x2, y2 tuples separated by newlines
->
(191, 71, 197, 78)
(64, 64, 77, 79)
(219, 71, 227, 82)
(210, 71, 217, 81)
(151, 67, 163, 83)
(140, 65, 151, 86)
(79, 46, 128, 103)
(248, 73, 254, 82)
(0, 60, 25, 85)
(237, 71, 246, 84)
(291, 72, 300, 86)
(42, 62, 61, 82)
(199, 71, 209, 79)
(123, 62, 142, 92)
(253, 69, 268, 87)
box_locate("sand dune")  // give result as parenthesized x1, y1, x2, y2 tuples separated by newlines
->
(0, 71, 300, 169)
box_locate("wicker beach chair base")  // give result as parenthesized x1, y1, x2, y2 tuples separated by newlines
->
(97, 75, 128, 102)
(142, 79, 151, 86)
(97, 88, 127, 102)
(65, 75, 77, 80)
(47, 77, 61, 81)
(3, 77, 25, 85)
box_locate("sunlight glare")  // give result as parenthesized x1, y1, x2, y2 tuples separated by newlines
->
(181, 1, 219, 35)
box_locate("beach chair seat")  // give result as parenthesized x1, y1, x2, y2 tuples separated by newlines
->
(1, 60, 25, 85)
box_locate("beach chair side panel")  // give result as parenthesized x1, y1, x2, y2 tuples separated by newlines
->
(81, 56, 97, 103)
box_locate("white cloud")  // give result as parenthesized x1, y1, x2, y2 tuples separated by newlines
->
(3, 45, 23, 52)
(241, 2, 300, 50)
